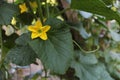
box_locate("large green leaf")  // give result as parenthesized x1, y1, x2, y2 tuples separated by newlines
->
(71, 61, 114, 80)
(29, 18, 74, 74)
(5, 45, 37, 66)
(5, 33, 37, 66)
(71, 0, 120, 24)
(71, 51, 114, 80)
(0, 2, 18, 25)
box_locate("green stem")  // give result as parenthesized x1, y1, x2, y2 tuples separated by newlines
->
(73, 40, 99, 53)
(44, 68, 47, 80)
(54, 8, 70, 17)
(45, 2, 50, 18)
(0, 25, 2, 61)
(36, 0, 44, 23)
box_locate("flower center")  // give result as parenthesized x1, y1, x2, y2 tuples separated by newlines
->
(38, 29, 42, 33)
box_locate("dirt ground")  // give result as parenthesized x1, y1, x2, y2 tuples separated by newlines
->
(10, 59, 60, 80)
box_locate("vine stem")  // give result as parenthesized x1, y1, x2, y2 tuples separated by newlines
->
(73, 40, 99, 53)
(0, 25, 2, 61)
(36, 0, 44, 24)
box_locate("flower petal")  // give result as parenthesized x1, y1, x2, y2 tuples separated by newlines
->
(19, 3, 28, 13)
(35, 20, 42, 28)
(39, 32, 48, 40)
(42, 25, 51, 32)
(31, 32, 40, 39)
(28, 26, 39, 32)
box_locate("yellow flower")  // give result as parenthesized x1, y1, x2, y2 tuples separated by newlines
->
(47, 0, 57, 5)
(30, 1, 38, 9)
(28, 20, 51, 40)
(11, 17, 16, 25)
(111, 6, 117, 12)
(19, 3, 28, 13)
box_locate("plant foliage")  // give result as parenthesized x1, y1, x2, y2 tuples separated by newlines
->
(1, 0, 120, 80)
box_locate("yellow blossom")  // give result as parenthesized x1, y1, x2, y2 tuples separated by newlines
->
(47, 0, 57, 6)
(11, 17, 16, 25)
(30, 1, 38, 9)
(28, 20, 51, 40)
(111, 6, 117, 12)
(19, 3, 28, 13)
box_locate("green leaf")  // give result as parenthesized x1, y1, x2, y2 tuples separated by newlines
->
(71, 22, 91, 39)
(102, 50, 120, 79)
(29, 18, 74, 74)
(71, 51, 113, 80)
(102, 0, 113, 5)
(45, 18, 64, 29)
(71, 61, 114, 80)
(0, 2, 18, 25)
(109, 29, 120, 41)
(14, 0, 24, 4)
(79, 52, 98, 65)
(74, 51, 98, 65)
(15, 33, 31, 46)
(5, 45, 37, 66)
(3, 33, 18, 49)
(2, 32, 18, 59)
(5, 33, 37, 66)
(71, 0, 120, 24)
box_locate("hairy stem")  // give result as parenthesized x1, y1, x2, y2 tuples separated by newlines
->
(36, 0, 44, 23)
